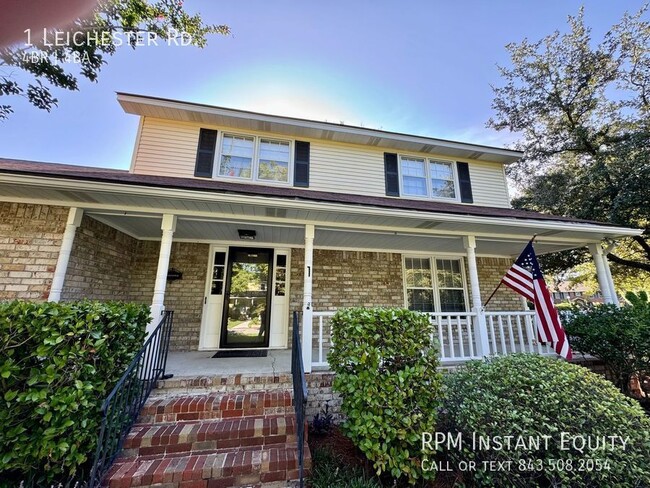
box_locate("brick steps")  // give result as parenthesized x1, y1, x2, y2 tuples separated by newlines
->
(138, 391, 294, 424)
(122, 415, 297, 458)
(154, 373, 294, 396)
(104, 389, 310, 487)
(105, 443, 311, 487)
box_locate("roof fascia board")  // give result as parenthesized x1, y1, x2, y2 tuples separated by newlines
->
(0, 173, 641, 239)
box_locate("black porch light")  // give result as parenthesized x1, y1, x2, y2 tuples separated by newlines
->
(238, 229, 256, 240)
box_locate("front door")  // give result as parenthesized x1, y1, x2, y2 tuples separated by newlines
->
(220, 247, 274, 348)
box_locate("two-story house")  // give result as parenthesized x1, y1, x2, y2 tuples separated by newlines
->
(0, 93, 640, 373)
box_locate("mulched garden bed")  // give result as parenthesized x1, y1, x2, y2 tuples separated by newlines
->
(308, 425, 459, 487)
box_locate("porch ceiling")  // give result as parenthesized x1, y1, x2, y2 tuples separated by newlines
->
(86, 213, 615, 257)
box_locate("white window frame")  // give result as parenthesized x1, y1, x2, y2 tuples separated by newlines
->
(214, 132, 294, 186)
(398, 155, 460, 202)
(402, 255, 469, 313)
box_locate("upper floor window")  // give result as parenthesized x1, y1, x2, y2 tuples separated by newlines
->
(218, 133, 291, 184)
(399, 156, 457, 200)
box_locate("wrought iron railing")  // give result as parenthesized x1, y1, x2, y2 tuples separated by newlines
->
(291, 311, 308, 488)
(87, 310, 174, 487)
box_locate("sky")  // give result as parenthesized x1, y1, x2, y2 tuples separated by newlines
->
(0, 0, 645, 169)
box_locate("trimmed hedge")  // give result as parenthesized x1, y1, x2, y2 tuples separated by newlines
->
(441, 354, 650, 487)
(563, 291, 650, 394)
(0, 300, 150, 487)
(329, 308, 442, 484)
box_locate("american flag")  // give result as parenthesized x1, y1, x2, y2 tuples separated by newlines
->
(501, 241, 572, 360)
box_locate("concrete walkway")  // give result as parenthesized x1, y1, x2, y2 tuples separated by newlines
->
(163, 349, 292, 377)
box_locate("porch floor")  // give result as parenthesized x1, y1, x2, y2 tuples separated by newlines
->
(163, 349, 292, 377)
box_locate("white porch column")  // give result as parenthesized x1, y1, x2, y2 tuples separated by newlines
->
(149, 214, 177, 334)
(48, 207, 83, 302)
(602, 245, 620, 306)
(588, 243, 614, 305)
(463, 236, 491, 356)
(302, 224, 315, 373)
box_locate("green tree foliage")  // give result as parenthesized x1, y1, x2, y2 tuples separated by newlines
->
(442, 354, 650, 487)
(563, 291, 650, 394)
(489, 7, 650, 275)
(0, 300, 150, 486)
(0, 0, 229, 119)
(328, 308, 442, 485)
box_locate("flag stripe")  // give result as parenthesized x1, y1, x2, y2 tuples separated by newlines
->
(494, 241, 572, 360)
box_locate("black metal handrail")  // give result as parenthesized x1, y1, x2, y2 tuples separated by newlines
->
(291, 311, 308, 488)
(87, 310, 174, 488)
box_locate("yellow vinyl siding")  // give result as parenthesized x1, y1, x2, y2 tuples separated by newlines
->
(132, 118, 200, 177)
(468, 161, 510, 207)
(131, 117, 512, 207)
(309, 141, 386, 196)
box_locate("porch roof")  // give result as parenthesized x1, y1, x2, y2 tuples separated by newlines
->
(0, 158, 641, 257)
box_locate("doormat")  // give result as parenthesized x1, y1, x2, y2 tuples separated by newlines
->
(212, 350, 268, 358)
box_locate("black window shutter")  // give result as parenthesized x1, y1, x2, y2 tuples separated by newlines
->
(194, 129, 218, 178)
(294, 141, 310, 187)
(456, 162, 474, 203)
(384, 153, 400, 196)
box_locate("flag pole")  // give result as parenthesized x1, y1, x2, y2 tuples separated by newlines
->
(483, 235, 538, 307)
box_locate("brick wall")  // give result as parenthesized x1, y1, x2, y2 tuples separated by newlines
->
(288, 251, 521, 315)
(475, 257, 523, 311)
(289, 249, 404, 310)
(61, 215, 137, 301)
(130, 241, 209, 351)
(0, 203, 68, 300)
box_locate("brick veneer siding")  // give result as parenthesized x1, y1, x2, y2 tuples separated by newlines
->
(130, 241, 209, 351)
(0, 203, 68, 300)
(475, 257, 525, 311)
(288, 250, 522, 318)
(61, 215, 138, 301)
(289, 249, 404, 342)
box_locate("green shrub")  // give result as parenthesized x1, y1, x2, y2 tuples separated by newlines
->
(563, 292, 650, 393)
(310, 448, 381, 488)
(441, 354, 650, 487)
(0, 300, 150, 487)
(328, 308, 442, 484)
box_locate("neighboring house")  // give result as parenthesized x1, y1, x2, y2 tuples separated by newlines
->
(551, 281, 605, 305)
(0, 93, 640, 373)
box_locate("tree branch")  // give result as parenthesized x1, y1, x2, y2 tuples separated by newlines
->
(631, 235, 650, 259)
(606, 252, 650, 272)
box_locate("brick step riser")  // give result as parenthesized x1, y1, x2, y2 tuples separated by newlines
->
(106, 445, 311, 488)
(138, 405, 295, 425)
(126, 417, 297, 449)
(154, 376, 294, 396)
(121, 433, 299, 459)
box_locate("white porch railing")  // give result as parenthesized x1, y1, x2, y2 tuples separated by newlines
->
(312, 311, 336, 368)
(427, 312, 479, 362)
(485, 311, 554, 356)
(310, 309, 555, 369)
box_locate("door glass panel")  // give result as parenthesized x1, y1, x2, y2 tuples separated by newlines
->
(223, 249, 272, 347)
(210, 252, 226, 295)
